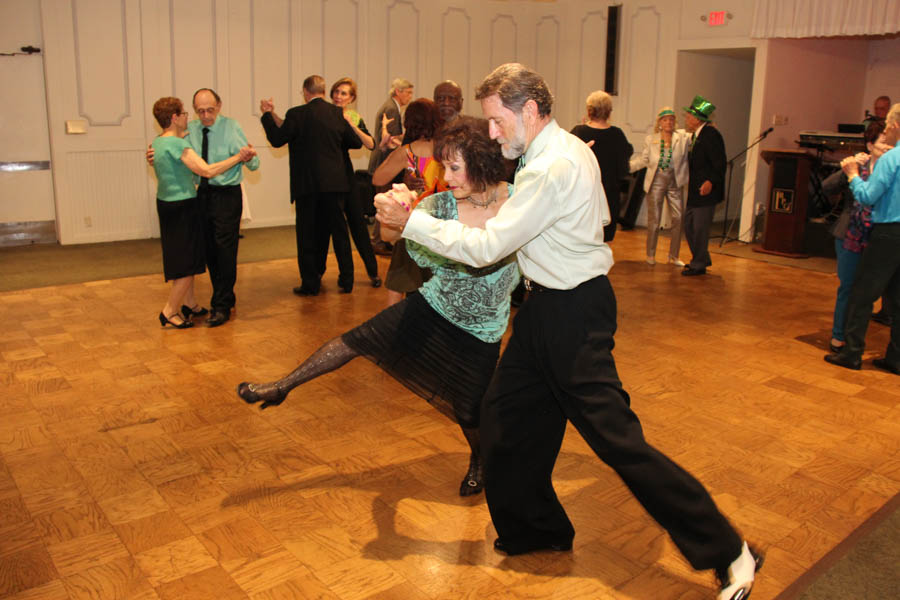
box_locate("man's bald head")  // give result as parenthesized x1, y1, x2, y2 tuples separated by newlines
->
(434, 80, 463, 123)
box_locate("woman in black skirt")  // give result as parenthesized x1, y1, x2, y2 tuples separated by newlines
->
(238, 117, 519, 495)
(150, 97, 254, 328)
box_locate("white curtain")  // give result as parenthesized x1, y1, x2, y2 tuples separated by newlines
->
(751, 0, 900, 38)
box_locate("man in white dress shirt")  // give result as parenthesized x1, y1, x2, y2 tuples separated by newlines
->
(375, 63, 760, 600)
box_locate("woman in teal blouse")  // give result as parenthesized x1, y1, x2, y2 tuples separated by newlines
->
(150, 97, 253, 328)
(238, 117, 519, 495)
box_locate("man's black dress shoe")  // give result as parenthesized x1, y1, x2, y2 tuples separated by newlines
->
(493, 537, 573, 556)
(681, 267, 706, 276)
(370, 276, 382, 288)
(823, 352, 861, 370)
(181, 304, 209, 319)
(206, 310, 230, 328)
(292, 286, 319, 296)
(872, 357, 900, 375)
(339, 284, 353, 294)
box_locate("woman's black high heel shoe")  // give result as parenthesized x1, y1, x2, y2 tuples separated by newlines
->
(182, 304, 209, 319)
(459, 457, 484, 496)
(237, 382, 288, 409)
(159, 312, 193, 329)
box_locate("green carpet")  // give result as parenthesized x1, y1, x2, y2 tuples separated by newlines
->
(0, 226, 298, 292)
(1, 226, 897, 599)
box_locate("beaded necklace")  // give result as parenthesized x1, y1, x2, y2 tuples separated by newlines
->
(658, 137, 673, 171)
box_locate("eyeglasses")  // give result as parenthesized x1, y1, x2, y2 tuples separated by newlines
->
(196, 108, 217, 116)
(178, 111, 189, 117)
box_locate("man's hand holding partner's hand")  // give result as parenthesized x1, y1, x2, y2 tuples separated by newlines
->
(375, 184, 417, 230)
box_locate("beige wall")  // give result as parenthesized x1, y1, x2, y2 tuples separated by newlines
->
(5, 1, 895, 244)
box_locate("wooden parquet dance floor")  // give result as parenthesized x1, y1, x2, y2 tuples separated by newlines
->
(1, 230, 897, 599)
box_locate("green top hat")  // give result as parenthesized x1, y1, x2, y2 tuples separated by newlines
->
(684, 95, 715, 121)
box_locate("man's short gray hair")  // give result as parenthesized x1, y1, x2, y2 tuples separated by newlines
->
(390, 78, 413, 95)
(475, 63, 553, 117)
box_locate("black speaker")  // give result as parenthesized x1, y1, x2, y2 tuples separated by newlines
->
(604, 5, 621, 95)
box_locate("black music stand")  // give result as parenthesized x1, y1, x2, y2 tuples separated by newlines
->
(712, 128, 772, 246)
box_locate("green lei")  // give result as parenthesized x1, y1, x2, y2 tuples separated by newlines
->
(658, 137, 673, 171)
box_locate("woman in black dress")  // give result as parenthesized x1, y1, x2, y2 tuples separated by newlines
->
(570, 90, 633, 242)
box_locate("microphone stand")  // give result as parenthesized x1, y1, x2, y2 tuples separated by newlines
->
(714, 127, 773, 246)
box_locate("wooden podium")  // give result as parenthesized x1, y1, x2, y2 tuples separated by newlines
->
(755, 149, 816, 258)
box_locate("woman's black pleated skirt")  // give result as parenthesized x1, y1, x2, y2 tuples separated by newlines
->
(342, 292, 500, 427)
(157, 197, 206, 281)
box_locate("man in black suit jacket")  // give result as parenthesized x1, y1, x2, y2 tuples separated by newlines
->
(682, 95, 726, 276)
(260, 75, 361, 295)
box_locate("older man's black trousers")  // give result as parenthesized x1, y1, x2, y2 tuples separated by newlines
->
(198, 184, 242, 311)
(480, 275, 741, 570)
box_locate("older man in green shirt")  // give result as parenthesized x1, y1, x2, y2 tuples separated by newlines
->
(187, 88, 260, 327)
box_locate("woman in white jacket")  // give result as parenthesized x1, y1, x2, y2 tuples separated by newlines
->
(630, 107, 690, 265)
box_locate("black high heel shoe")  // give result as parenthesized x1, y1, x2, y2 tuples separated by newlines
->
(459, 457, 484, 496)
(182, 304, 209, 319)
(159, 312, 193, 329)
(236, 382, 288, 409)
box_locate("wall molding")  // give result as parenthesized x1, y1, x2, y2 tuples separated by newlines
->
(490, 14, 517, 68)
(440, 7, 471, 90)
(72, 0, 131, 126)
(386, 0, 420, 84)
(624, 5, 661, 133)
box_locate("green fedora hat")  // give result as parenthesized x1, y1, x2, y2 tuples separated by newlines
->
(684, 95, 715, 121)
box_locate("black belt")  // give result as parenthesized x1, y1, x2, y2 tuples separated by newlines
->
(523, 278, 554, 293)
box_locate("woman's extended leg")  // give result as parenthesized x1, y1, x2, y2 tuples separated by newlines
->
(458, 426, 483, 496)
(237, 337, 359, 409)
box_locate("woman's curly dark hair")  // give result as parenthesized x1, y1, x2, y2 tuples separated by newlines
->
(402, 98, 442, 144)
(434, 116, 508, 191)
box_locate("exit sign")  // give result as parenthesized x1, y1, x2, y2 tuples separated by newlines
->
(709, 11, 727, 26)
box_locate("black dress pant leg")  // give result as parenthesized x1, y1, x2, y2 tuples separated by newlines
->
(480, 309, 574, 553)
(482, 276, 742, 570)
(345, 184, 379, 278)
(296, 195, 321, 292)
(843, 223, 900, 363)
(322, 192, 354, 289)
(684, 204, 715, 270)
(204, 185, 242, 311)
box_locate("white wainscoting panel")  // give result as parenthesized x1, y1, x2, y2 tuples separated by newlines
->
(250, 0, 293, 118)
(440, 7, 471, 92)
(534, 16, 560, 97)
(65, 150, 153, 242)
(575, 9, 608, 120)
(490, 14, 518, 69)
(323, 0, 361, 85)
(170, 0, 218, 100)
(386, 1, 421, 87)
(71, 0, 131, 126)
(623, 5, 661, 134)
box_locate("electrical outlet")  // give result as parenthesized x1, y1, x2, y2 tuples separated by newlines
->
(84, 216, 92, 227)
(772, 114, 788, 126)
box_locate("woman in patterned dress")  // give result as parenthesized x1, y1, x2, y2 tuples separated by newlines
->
(237, 117, 519, 496)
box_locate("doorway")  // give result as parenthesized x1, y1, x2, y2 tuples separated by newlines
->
(674, 48, 756, 237)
